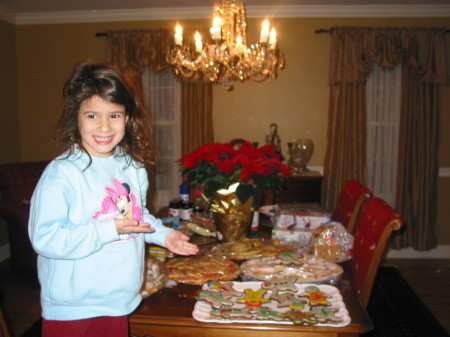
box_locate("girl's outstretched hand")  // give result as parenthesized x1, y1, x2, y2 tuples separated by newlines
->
(115, 219, 155, 234)
(165, 230, 199, 256)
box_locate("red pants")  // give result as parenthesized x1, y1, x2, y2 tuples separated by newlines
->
(42, 315, 128, 337)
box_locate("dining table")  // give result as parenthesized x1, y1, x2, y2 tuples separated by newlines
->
(129, 208, 373, 337)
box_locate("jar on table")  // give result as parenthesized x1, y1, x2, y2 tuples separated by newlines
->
(168, 199, 182, 217)
(180, 202, 194, 221)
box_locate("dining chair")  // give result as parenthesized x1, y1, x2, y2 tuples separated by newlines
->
(349, 197, 403, 307)
(331, 180, 373, 234)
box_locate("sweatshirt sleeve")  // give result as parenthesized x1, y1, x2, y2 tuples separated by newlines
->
(137, 166, 172, 247)
(28, 165, 120, 260)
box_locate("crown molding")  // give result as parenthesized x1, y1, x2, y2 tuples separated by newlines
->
(0, 7, 16, 24)
(0, 5, 449, 25)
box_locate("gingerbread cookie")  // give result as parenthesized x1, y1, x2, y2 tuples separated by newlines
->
(299, 285, 332, 307)
(275, 252, 305, 265)
(196, 290, 234, 309)
(236, 288, 270, 307)
(210, 307, 253, 320)
(309, 307, 343, 324)
(262, 276, 298, 294)
(282, 309, 319, 325)
(270, 292, 307, 311)
(251, 307, 285, 321)
(206, 280, 243, 298)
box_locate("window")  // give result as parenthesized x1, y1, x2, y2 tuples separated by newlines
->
(366, 63, 402, 206)
(142, 68, 182, 211)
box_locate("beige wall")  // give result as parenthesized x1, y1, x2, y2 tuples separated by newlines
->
(1, 15, 450, 247)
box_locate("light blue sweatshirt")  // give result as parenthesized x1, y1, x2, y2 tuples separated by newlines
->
(28, 147, 172, 320)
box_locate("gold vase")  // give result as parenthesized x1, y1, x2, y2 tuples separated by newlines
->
(212, 212, 253, 242)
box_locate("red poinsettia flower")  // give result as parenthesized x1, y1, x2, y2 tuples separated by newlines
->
(178, 141, 290, 208)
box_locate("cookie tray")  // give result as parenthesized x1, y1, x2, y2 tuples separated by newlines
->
(192, 281, 351, 327)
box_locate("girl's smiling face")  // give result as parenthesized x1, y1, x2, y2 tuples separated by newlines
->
(78, 95, 128, 157)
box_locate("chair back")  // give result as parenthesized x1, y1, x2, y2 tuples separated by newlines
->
(0, 161, 49, 202)
(331, 180, 372, 234)
(350, 197, 403, 306)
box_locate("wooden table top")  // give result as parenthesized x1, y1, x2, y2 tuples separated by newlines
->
(129, 210, 373, 337)
(130, 267, 372, 337)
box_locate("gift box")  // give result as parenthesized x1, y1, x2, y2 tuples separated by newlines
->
(274, 210, 330, 230)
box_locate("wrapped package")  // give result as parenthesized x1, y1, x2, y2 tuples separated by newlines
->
(274, 209, 330, 230)
(311, 222, 353, 262)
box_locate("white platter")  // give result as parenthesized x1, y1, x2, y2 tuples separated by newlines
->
(192, 281, 350, 327)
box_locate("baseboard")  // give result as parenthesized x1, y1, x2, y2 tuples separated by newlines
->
(387, 245, 450, 259)
(0, 243, 10, 263)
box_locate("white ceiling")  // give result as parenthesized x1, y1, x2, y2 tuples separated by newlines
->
(0, 0, 449, 25)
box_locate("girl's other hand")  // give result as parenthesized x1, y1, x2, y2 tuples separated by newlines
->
(115, 219, 155, 234)
(165, 230, 199, 256)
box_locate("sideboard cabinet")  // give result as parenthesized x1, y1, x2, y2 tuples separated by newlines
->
(274, 171, 323, 205)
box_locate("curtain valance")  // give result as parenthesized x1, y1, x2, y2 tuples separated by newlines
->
(329, 27, 449, 85)
(106, 29, 172, 74)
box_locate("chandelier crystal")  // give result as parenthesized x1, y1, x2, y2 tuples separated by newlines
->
(166, 0, 285, 90)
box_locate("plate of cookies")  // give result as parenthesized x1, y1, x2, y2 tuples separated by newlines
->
(193, 279, 350, 326)
(239, 252, 343, 283)
(165, 255, 241, 285)
(203, 238, 298, 261)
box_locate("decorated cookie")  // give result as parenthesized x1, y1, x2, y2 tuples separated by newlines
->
(196, 290, 234, 309)
(251, 307, 285, 321)
(270, 292, 307, 311)
(236, 288, 271, 307)
(309, 307, 343, 324)
(275, 252, 305, 265)
(262, 276, 298, 294)
(282, 309, 319, 325)
(299, 285, 331, 307)
(206, 281, 243, 298)
(210, 307, 254, 320)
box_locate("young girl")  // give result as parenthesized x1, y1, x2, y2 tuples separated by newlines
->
(28, 62, 199, 337)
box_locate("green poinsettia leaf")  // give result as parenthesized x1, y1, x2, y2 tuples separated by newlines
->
(203, 175, 229, 197)
(252, 187, 263, 208)
(236, 184, 254, 205)
(252, 173, 278, 189)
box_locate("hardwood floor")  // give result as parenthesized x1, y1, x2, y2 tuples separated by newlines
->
(0, 258, 449, 336)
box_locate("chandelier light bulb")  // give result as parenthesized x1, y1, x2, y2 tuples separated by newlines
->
(174, 24, 183, 46)
(269, 28, 277, 48)
(260, 20, 270, 43)
(194, 31, 203, 53)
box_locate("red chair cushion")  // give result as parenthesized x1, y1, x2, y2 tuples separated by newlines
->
(351, 197, 402, 293)
(331, 180, 372, 226)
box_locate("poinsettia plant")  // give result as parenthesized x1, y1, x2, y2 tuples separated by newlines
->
(177, 141, 290, 210)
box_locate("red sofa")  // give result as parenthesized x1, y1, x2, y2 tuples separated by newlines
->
(0, 161, 49, 270)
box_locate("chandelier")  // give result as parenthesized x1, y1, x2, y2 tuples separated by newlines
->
(166, 0, 285, 90)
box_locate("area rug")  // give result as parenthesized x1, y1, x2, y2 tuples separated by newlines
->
(364, 266, 449, 337)
(20, 266, 448, 337)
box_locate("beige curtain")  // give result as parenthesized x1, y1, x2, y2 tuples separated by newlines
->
(323, 27, 448, 249)
(181, 81, 214, 154)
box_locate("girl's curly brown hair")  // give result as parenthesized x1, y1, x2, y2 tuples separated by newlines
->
(54, 61, 156, 168)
